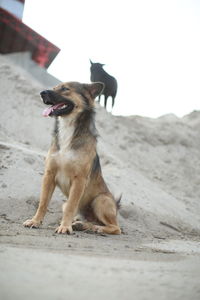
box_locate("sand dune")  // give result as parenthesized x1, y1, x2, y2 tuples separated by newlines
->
(0, 54, 200, 300)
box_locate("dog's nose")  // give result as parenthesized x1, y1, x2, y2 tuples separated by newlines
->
(40, 90, 52, 105)
(40, 90, 49, 97)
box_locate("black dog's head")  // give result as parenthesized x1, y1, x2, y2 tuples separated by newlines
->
(90, 59, 105, 72)
(41, 81, 104, 118)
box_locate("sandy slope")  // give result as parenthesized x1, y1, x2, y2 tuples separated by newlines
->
(0, 54, 200, 300)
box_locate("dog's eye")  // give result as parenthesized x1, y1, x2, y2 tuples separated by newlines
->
(61, 87, 69, 92)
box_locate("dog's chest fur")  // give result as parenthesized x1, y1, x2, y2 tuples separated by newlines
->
(58, 117, 74, 149)
(53, 118, 77, 194)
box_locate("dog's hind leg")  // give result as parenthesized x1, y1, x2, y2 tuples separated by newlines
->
(91, 194, 121, 234)
(72, 220, 92, 231)
(72, 195, 121, 235)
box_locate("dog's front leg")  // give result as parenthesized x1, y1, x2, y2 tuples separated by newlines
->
(56, 177, 86, 234)
(23, 169, 56, 228)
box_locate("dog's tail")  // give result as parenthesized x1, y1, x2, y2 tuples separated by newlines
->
(115, 194, 122, 210)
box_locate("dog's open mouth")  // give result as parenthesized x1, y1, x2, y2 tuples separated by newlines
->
(41, 90, 75, 117)
(43, 103, 71, 117)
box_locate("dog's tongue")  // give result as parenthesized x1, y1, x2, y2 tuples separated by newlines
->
(42, 103, 65, 117)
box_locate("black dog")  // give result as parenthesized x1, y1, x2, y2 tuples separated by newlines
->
(90, 60, 118, 109)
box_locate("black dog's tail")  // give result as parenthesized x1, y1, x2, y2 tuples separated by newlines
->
(115, 194, 122, 210)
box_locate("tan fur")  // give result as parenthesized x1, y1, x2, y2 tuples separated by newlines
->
(23, 82, 121, 235)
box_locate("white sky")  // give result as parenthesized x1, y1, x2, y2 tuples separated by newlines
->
(23, 0, 200, 118)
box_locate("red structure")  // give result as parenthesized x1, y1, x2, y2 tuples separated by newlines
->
(0, 6, 60, 68)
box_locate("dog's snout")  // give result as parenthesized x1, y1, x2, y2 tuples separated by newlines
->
(40, 90, 53, 104)
(40, 90, 49, 97)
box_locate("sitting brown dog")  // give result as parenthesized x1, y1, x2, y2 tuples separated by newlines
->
(23, 81, 121, 235)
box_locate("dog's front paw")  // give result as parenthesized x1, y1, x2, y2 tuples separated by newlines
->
(23, 219, 41, 228)
(55, 225, 73, 234)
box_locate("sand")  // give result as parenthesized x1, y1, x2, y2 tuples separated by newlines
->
(0, 53, 200, 300)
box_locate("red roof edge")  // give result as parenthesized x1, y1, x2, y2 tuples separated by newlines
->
(0, 7, 60, 68)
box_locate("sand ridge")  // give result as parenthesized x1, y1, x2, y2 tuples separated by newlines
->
(0, 54, 200, 300)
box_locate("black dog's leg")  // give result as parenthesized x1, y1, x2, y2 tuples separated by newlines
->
(104, 95, 108, 109)
(112, 96, 115, 108)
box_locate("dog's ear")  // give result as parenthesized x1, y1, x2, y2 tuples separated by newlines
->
(89, 59, 93, 65)
(84, 82, 104, 99)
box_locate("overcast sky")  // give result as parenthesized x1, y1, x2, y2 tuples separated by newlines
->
(23, 0, 200, 118)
